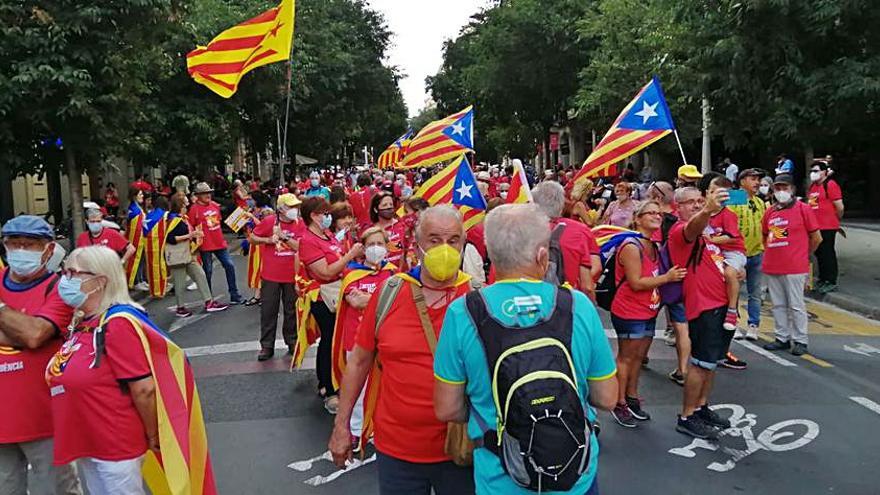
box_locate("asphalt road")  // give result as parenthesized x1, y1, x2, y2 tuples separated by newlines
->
(139, 248, 880, 495)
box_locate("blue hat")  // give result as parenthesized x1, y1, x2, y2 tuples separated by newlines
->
(1, 215, 55, 240)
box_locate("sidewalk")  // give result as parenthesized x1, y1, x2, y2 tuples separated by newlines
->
(807, 222, 880, 319)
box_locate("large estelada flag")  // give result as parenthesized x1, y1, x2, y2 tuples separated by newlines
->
(407, 154, 486, 230)
(376, 129, 414, 169)
(125, 202, 146, 289)
(573, 76, 675, 184)
(505, 160, 532, 204)
(144, 211, 182, 298)
(186, 0, 295, 98)
(398, 106, 474, 170)
(99, 305, 216, 495)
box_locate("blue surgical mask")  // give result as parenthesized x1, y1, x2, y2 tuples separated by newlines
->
(6, 248, 47, 277)
(335, 228, 347, 242)
(87, 222, 103, 235)
(58, 275, 91, 308)
(310, 179, 320, 187)
(320, 214, 333, 230)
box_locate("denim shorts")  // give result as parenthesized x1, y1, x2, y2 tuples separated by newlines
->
(723, 251, 747, 272)
(611, 314, 657, 339)
(666, 302, 687, 324)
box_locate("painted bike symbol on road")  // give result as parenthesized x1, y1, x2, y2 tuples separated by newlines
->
(669, 404, 819, 472)
(288, 450, 376, 486)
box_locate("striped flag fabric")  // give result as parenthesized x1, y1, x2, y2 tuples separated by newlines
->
(573, 76, 675, 184)
(505, 160, 532, 204)
(377, 129, 413, 169)
(408, 154, 486, 230)
(398, 106, 474, 170)
(125, 202, 146, 289)
(186, 0, 295, 98)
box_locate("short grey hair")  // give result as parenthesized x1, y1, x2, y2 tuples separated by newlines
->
(674, 186, 701, 203)
(485, 204, 550, 273)
(85, 208, 103, 221)
(414, 205, 463, 242)
(531, 181, 565, 219)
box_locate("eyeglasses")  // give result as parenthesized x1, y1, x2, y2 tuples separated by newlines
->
(810, 168, 821, 173)
(60, 268, 96, 278)
(677, 199, 704, 206)
(638, 211, 663, 217)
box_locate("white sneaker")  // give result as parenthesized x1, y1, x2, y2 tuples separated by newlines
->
(733, 326, 746, 340)
(746, 324, 759, 341)
(663, 327, 676, 346)
(135, 282, 150, 292)
(187, 282, 198, 291)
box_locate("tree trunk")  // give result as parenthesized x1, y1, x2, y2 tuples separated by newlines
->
(46, 165, 63, 227)
(66, 146, 84, 241)
(701, 96, 712, 173)
(0, 165, 13, 222)
(543, 133, 551, 175)
(803, 146, 814, 197)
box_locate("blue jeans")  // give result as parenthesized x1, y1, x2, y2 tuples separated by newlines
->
(745, 253, 763, 327)
(376, 451, 474, 495)
(200, 248, 241, 301)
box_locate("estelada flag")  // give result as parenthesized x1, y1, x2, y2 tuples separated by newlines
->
(505, 161, 532, 204)
(144, 210, 181, 298)
(186, 0, 295, 98)
(405, 154, 486, 231)
(399, 106, 474, 170)
(377, 129, 413, 169)
(125, 202, 146, 289)
(573, 76, 676, 184)
(98, 305, 216, 495)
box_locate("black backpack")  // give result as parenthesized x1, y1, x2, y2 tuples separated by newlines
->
(595, 237, 642, 311)
(543, 223, 567, 286)
(467, 288, 591, 492)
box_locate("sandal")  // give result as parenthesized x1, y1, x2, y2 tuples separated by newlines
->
(243, 297, 261, 306)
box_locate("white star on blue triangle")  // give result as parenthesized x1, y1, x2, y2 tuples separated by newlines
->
(441, 108, 474, 149)
(616, 77, 675, 131)
(452, 156, 487, 210)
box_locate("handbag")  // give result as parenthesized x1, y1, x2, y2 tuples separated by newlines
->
(164, 240, 192, 267)
(411, 284, 474, 467)
(319, 280, 342, 312)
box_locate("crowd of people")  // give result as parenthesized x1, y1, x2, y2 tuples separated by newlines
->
(0, 153, 846, 494)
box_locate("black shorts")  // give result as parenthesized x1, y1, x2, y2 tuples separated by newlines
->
(688, 306, 734, 370)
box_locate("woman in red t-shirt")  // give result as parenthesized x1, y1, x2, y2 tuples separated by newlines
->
(104, 182, 120, 219)
(368, 192, 406, 267)
(298, 197, 364, 413)
(610, 200, 687, 429)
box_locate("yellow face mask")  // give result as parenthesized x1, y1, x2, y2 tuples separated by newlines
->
(420, 244, 461, 282)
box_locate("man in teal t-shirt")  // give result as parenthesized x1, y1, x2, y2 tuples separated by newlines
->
(434, 204, 618, 495)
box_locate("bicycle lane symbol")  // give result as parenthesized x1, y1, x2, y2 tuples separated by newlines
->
(668, 404, 820, 472)
(288, 450, 377, 486)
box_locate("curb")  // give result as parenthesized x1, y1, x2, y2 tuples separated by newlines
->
(806, 290, 880, 321)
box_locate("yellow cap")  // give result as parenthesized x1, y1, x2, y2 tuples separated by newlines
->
(277, 193, 301, 208)
(677, 164, 703, 180)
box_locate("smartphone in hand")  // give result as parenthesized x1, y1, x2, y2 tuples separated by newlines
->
(726, 189, 748, 206)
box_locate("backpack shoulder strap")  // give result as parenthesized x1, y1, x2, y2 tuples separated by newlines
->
(550, 222, 567, 244)
(374, 275, 404, 337)
(410, 283, 437, 355)
(44, 273, 60, 298)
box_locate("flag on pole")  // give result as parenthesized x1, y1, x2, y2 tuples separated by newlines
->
(124, 202, 146, 289)
(398, 106, 474, 170)
(407, 154, 486, 230)
(573, 76, 675, 184)
(376, 129, 414, 169)
(144, 210, 181, 298)
(186, 0, 295, 98)
(505, 161, 532, 204)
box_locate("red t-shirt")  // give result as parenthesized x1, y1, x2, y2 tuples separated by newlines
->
(551, 218, 599, 290)
(762, 201, 819, 275)
(46, 317, 151, 464)
(341, 268, 392, 352)
(349, 188, 375, 231)
(381, 221, 408, 267)
(611, 240, 662, 320)
(708, 208, 745, 253)
(299, 229, 344, 283)
(466, 223, 487, 259)
(807, 180, 842, 230)
(252, 215, 304, 283)
(76, 228, 130, 255)
(189, 201, 227, 251)
(355, 277, 470, 463)
(667, 222, 728, 320)
(0, 270, 72, 443)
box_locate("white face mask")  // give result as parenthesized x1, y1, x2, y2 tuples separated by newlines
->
(759, 185, 770, 196)
(810, 171, 822, 183)
(499, 191, 508, 200)
(774, 190, 792, 203)
(602, 190, 612, 199)
(364, 245, 387, 265)
(283, 208, 298, 221)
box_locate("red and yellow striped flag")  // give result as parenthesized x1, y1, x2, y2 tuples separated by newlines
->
(407, 155, 485, 231)
(505, 161, 532, 204)
(186, 0, 295, 98)
(399, 106, 474, 170)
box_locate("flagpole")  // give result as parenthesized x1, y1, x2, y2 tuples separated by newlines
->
(672, 129, 688, 164)
(280, 58, 293, 185)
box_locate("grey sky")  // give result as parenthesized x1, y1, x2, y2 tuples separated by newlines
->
(368, 0, 491, 117)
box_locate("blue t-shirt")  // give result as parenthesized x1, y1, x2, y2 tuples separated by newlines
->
(304, 186, 330, 200)
(434, 280, 617, 494)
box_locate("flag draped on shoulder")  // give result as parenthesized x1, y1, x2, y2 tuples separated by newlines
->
(186, 0, 295, 98)
(377, 129, 413, 169)
(98, 305, 216, 495)
(406, 154, 486, 231)
(505, 161, 532, 204)
(125, 202, 146, 289)
(144, 210, 181, 298)
(574, 76, 675, 183)
(399, 106, 474, 170)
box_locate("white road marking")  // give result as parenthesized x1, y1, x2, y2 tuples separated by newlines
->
(850, 396, 880, 416)
(304, 454, 377, 486)
(288, 451, 333, 471)
(169, 313, 209, 333)
(184, 339, 288, 357)
(843, 343, 880, 357)
(734, 339, 798, 367)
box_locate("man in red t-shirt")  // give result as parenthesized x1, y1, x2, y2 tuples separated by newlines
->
(328, 206, 474, 493)
(666, 186, 733, 440)
(188, 182, 242, 304)
(531, 181, 600, 297)
(76, 208, 135, 264)
(349, 174, 376, 232)
(0, 215, 81, 494)
(807, 161, 845, 293)
(249, 194, 304, 360)
(762, 174, 822, 357)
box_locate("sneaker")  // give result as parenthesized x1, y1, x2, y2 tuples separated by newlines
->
(746, 324, 759, 341)
(186, 282, 198, 291)
(668, 369, 685, 387)
(230, 295, 244, 305)
(135, 281, 150, 292)
(625, 396, 651, 421)
(733, 326, 746, 340)
(791, 342, 808, 356)
(763, 339, 790, 351)
(663, 327, 676, 346)
(611, 403, 637, 428)
(257, 348, 274, 361)
(723, 309, 738, 331)
(696, 404, 731, 430)
(351, 435, 362, 454)
(719, 353, 748, 370)
(676, 415, 719, 440)
(820, 283, 838, 294)
(324, 395, 339, 415)
(175, 306, 193, 318)
(205, 300, 230, 313)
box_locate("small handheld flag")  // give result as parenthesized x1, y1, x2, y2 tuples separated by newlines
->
(399, 106, 474, 170)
